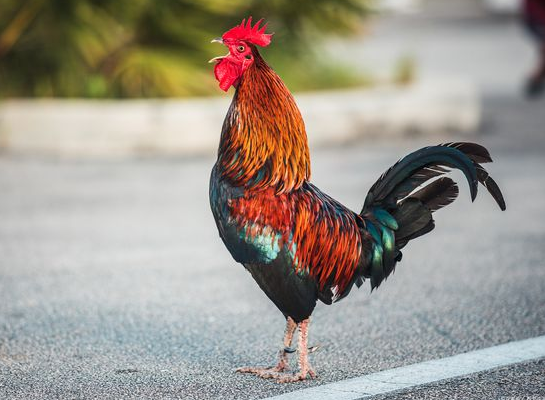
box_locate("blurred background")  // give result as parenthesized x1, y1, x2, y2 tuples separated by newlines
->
(0, 0, 373, 98)
(0, 0, 542, 156)
(1, 0, 544, 399)
(0, 0, 534, 98)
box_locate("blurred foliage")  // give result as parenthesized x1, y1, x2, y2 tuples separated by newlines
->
(0, 0, 374, 98)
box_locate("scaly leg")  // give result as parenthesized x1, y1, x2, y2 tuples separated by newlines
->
(275, 318, 316, 383)
(236, 317, 297, 377)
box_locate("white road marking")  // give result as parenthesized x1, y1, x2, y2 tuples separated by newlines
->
(263, 335, 545, 400)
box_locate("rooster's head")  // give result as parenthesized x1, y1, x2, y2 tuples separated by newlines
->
(209, 17, 273, 91)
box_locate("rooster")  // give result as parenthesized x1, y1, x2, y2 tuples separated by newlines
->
(209, 18, 506, 383)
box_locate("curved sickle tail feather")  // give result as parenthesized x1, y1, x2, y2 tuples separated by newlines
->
(360, 142, 506, 290)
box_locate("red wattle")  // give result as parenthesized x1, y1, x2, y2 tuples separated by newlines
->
(214, 59, 241, 92)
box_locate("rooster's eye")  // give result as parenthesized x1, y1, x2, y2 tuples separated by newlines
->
(237, 45, 245, 52)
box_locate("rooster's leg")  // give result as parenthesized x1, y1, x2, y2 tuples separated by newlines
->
(274, 318, 316, 383)
(236, 317, 297, 377)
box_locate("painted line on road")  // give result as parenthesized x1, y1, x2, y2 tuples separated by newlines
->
(263, 335, 545, 400)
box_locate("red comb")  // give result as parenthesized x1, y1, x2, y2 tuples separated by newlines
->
(222, 17, 273, 47)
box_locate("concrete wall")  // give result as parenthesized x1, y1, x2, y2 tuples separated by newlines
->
(0, 78, 479, 157)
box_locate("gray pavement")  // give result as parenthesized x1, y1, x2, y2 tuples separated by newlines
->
(372, 359, 545, 400)
(0, 91, 544, 399)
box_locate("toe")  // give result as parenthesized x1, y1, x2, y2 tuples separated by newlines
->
(236, 366, 260, 373)
(236, 366, 286, 378)
(257, 370, 279, 379)
(274, 369, 317, 383)
(275, 373, 304, 383)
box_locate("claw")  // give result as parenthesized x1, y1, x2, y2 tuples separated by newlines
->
(308, 345, 320, 354)
(285, 345, 319, 354)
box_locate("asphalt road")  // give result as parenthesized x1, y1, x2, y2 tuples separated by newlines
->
(1, 91, 544, 399)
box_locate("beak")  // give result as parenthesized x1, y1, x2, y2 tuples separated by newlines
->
(209, 38, 226, 63)
(208, 55, 227, 64)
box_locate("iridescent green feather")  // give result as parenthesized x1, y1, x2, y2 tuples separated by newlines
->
(373, 208, 399, 230)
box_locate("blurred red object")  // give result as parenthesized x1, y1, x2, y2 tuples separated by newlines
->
(523, 0, 545, 33)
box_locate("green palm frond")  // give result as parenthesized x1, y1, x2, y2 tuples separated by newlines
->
(0, 0, 374, 98)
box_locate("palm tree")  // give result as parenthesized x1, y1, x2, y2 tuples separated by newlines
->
(0, 0, 372, 98)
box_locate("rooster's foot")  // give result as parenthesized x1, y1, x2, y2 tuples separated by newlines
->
(236, 317, 297, 379)
(236, 365, 289, 379)
(273, 318, 317, 383)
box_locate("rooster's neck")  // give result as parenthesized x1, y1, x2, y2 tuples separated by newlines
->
(217, 53, 311, 193)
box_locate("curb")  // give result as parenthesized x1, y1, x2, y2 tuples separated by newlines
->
(0, 78, 479, 157)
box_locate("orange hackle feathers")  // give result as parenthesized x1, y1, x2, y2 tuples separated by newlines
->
(218, 53, 310, 194)
(222, 17, 273, 47)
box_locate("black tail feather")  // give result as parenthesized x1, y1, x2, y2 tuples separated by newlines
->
(411, 177, 459, 213)
(448, 142, 505, 210)
(359, 142, 505, 290)
(392, 198, 434, 244)
(442, 142, 493, 163)
(475, 164, 506, 211)
(362, 142, 505, 214)
(362, 144, 478, 211)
